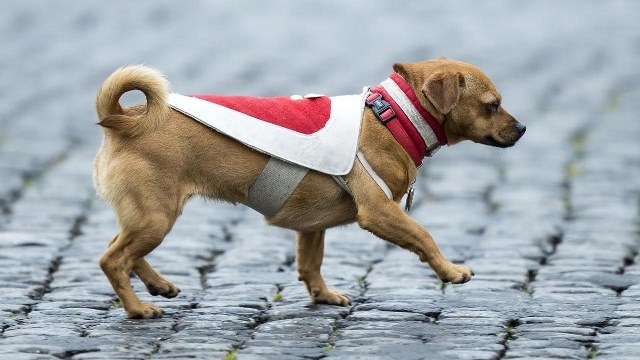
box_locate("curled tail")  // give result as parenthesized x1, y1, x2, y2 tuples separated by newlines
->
(96, 65, 170, 137)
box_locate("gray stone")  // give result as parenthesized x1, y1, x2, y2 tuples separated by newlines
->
(1, 1, 640, 359)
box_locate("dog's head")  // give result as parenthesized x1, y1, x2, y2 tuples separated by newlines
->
(394, 58, 525, 148)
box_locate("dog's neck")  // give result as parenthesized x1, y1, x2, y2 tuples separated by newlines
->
(367, 73, 447, 167)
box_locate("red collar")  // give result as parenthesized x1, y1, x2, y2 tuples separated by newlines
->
(368, 73, 447, 167)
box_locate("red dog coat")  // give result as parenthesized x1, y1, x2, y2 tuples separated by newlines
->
(168, 91, 366, 175)
(190, 94, 331, 135)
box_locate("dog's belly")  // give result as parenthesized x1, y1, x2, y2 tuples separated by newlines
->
(266, 171, 358, 232)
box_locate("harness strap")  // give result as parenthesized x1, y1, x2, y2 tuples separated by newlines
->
(356, 151, 393, 199)
(332, 175, 352, 195)
(335, 151, 417, 210)
(247, 152, 393, 217)
(246, 157, 309, 216)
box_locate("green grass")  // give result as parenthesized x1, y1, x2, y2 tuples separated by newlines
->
(519, 284, 534, 295)
(584, 345, 600, 359)
(355, 274, 367, 290)
(565, 163, 581, 178)
(571, 132, 587, 155)
(145, 344, 159, 359)
(222, 349, 237, 360)
(604, 90, 623, 113)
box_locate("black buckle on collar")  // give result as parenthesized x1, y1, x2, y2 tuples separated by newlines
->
(365, 92, 396, 124)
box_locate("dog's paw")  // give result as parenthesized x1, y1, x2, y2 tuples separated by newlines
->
(146, 279, 181, 298)
(437, 263, 474, 284)
(126, 302, 164, 319)
(311, 288, 351, 306)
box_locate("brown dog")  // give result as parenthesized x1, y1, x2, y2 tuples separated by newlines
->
(93, 59, 525, 318)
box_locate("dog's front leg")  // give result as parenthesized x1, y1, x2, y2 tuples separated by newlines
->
(348, 163, 473, 284)
(296, 230, 350, 305)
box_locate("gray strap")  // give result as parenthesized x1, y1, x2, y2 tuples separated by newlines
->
(380, 78, 441, 156)
(247, 157, 309, 216)
(357, 151, 393, 199)
(332, 175, 352, 195)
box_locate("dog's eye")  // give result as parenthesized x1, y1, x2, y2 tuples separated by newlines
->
(486, 102, 499, 113)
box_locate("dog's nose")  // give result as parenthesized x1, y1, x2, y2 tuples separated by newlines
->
(515, 122, 526, 135)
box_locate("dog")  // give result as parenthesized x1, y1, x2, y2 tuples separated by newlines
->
(93, 58, 525, 318)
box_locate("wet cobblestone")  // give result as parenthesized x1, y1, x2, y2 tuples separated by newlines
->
(1, 0, 639, 359)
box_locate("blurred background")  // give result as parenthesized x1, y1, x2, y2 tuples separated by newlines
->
(1, 1, 639, 359)
(1, 0, 636, 147)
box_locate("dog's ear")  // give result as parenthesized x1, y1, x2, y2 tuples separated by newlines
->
(422, 71, 463, 115)
(392, 63, 407, 76)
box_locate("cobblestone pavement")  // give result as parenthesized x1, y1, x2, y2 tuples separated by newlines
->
(1, 1, 639, 359)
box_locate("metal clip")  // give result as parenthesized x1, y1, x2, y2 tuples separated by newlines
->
(405, 186, 415, 212)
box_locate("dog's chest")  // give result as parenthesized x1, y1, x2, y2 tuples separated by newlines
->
(168, 90, 366, 175)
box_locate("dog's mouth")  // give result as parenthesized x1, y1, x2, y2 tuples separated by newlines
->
(482, 135, 515, 148)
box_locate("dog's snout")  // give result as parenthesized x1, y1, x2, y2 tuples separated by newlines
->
(515, 122, 526, 136)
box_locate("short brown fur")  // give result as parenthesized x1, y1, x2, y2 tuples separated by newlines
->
(94, 59, 525, 318)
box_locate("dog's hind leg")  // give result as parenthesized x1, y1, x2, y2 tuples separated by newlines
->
(100, 197, 180, 319)
(107, 235, 181, 299)
(132, 259, 180, 298)
(296, 230, 350, 306)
